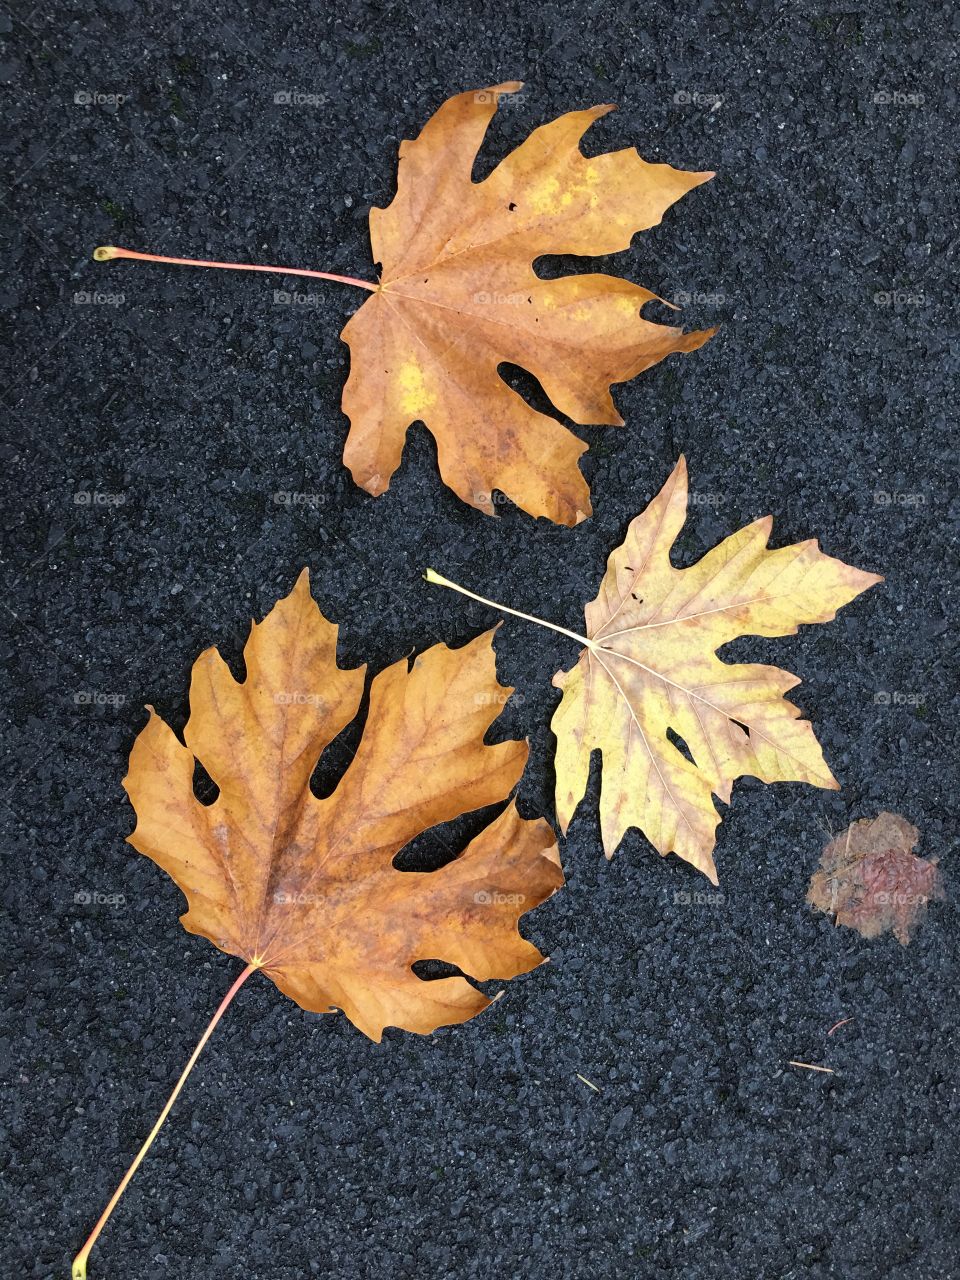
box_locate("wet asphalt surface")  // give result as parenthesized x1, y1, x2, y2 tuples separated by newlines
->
(2, 2, 958, 1277)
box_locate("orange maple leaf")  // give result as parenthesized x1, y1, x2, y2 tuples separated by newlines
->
(342, 83, 715, 523)
(125, 570, 562, 1040)
(94, 84, 715, 524)
(73, 573, 562, 1279)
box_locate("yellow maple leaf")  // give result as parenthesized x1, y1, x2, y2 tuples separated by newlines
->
(429, 457, 882, 882)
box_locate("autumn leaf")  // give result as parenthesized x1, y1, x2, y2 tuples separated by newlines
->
(73, 572, 562, 1279)
(428, 457, 882, 883)
(807, 812, 944, 944)
(93, 84, 715, 524)
(125, 569, 562, 1041)
(341, 82, 715, 524)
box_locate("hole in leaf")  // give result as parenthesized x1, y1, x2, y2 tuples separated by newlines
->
(496, 361, 570, 426)
(666, 727, 694, 765)
(192, 760, 220, 806)
(412, 958, 467, 982)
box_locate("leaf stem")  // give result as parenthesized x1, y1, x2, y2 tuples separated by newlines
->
(71, 961, 259, 1280)
(424, 568, 594, 651)
(93, 245, 378, 293)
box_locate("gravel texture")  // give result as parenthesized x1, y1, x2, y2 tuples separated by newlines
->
(2, 2, 958, 1278)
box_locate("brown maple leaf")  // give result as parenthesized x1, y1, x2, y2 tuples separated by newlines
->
(124, 570, 563, 1041)
(807, 812, 944, 944)
(94, 84, 715, 524)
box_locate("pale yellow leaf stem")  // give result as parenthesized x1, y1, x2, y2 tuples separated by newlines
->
(423, 568, 595, 652)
